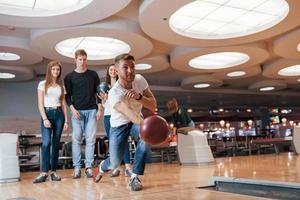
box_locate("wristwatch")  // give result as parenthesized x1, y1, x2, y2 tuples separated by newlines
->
(136, 93, 143, 100)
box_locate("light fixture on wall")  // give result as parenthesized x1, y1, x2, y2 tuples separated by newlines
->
(247, 119, 253, 128)
(225, 123, 230, 129)
(219, 120, 225, 127)
(282, 117, 287, 126)
(169, 123, 174, 128)
(187, 108, 193, 113)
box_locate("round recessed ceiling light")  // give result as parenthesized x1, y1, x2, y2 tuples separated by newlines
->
(189, 52, 249, 70)
(169, 0, 289, 39)
(55, 37, 131, 60)
(0, 52, 20, 61)
(260, 86, 275, 91)
(194, 83, 210, 88)
(278, 65, 300, 76)
(0, 72, 15, 79)
(227, 71, 246, 77)
(135, 63, 152, 70)
(0, 0, 92, 17)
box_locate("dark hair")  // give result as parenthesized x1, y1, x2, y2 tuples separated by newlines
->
(105, 65, 118, 86)
(75, 49, 87, 58)
(44, 61, 64, 102)
(114, 53, 135, 65)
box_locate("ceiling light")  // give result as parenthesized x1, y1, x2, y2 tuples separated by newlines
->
(187, 108, 193, 113)
(278, 65, 300, 76)
(135, 63, 152, 70)
(169, 0, 289, 39)
(227, 71, 246, 77)
(260, 86, 275, 91)
(0, 72, 15, 79)
(189, 52, 249, 70)
(55, 37, 131, 60)
(0, 0, 92, 17)
(0, 52, 20, 61)
(194, 83, 210, 88)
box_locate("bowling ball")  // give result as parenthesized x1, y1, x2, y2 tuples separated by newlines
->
(140, 115, 170, 145)
(97, 82, 110, 94)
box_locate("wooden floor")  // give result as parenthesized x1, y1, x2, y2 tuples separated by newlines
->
(1, 153, 299, 200)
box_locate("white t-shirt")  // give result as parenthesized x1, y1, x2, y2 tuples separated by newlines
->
(103, 99, 111, 116)
(109, 74, 148, 127)
(37, 80, 65, 107)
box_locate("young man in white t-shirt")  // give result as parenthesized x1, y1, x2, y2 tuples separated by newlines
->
(93, 53, 157, 191)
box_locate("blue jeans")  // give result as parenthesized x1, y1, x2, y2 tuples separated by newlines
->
(101, 122, 150, 175)
(41, 107, 64, 172)
(71, 109, 97, 169)
(103, 115, 130, 164)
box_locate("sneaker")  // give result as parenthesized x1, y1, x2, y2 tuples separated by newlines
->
(73, 169, 81, 179)
(33, 173, 48, 184)
(93, 160, 104, 183)
(51, 172, 61, 181)
(125, 169, 132, 177)
(129, 176, 143, 191)
(111, 168, 120, 177)
(85, 168, 93, 178)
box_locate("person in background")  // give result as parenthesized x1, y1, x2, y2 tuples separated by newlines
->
(33, 61, 68, 183)
(93, 53, 157, 191)
(64, 49, 102, 179)
(166, 98, 195, 131)
(100, 65, 132, 177)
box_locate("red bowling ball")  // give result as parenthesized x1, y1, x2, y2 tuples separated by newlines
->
(140, 115, 169, 145)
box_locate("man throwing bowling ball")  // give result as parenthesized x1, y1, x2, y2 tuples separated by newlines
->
(93, 53, 157, 191)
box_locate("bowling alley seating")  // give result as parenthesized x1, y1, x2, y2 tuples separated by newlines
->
(151, 143, 177, 163)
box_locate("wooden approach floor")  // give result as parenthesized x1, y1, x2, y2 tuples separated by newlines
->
(1, 153, 299, 200)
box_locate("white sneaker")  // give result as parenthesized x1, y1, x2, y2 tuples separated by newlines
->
(111, 168, 120, 177)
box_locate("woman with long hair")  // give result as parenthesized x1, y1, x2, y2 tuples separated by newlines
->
(101, 65, 132, 177)
(33, 61, 68, 183)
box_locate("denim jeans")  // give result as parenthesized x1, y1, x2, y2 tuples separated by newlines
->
(101, 122, 150, 175)
(103, 115, 130, 164)
(41, 107, 64, 172)
(71, 109, 97, 169)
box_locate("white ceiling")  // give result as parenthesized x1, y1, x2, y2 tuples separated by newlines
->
(1, 0, 300, 113)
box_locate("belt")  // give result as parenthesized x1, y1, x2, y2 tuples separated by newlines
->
(45, 106, 61, 110)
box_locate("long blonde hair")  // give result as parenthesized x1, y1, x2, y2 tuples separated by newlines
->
(44, 61, 64, 102)
(166, 98, 179, 113)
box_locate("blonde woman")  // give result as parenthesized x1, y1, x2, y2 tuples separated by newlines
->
(33, 61, 68, 183)
(166, 98, 195, 130)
